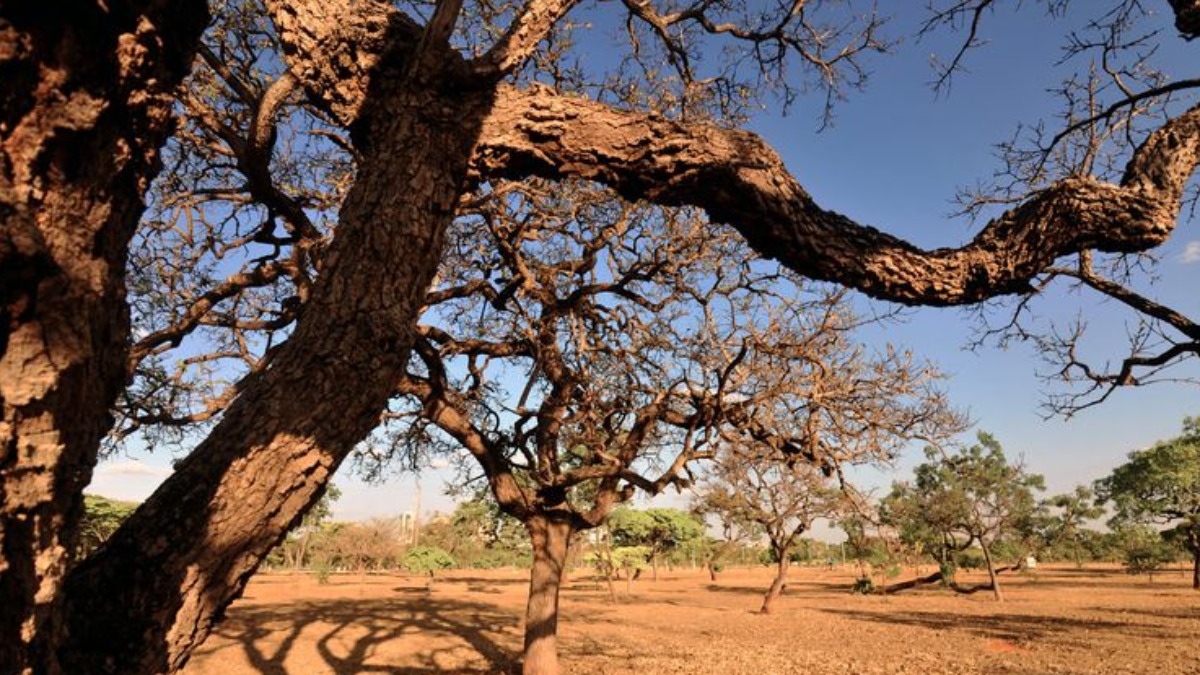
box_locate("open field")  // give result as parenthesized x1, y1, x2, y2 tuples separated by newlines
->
(181, 564, 1200, 674)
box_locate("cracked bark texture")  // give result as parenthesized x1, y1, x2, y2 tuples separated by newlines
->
(10, 0, 1193, 672)
(473, 87, 1200, 306)
(58, 5, 492, 671)
(0, 3, 206, 673)
(255, 0, 1200, 309)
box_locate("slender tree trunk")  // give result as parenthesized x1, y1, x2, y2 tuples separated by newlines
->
(0, 5, 206, 674)
(1191, 546, 1199, 591)
(603, 566, 618, 603)
(980, 543, 1004, 602)
(760, 547, 790, 614)
(295, 532, 310, 570)
(522, 512, 574, 675)
(598, 539, 618, 602)
(58, 73, 493, 673)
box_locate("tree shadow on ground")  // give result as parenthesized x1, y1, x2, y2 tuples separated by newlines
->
(703, 580, 846, 596)
(199, 596, 521, 674)
(817, 608, 1185, 644)
(993, 578, 1148, 591)
(1086, 606, 1200, 621)
(431, 575, 528, 587)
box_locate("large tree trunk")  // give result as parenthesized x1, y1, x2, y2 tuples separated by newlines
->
(0, 4, 206, 674)
(980, 543, 1004, 602)
(522, 512, 574, 675)
(58, 69, 492, 672)
(760, 546, 790, 614)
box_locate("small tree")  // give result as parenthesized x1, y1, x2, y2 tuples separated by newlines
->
(401, 545, 456, 578)
(272, 484, 341, 570)
(421, 493, 531, 569)
(1039, 486, 1105, 568)
(883, 433, 1045, 601)
(696, 455, 843, 613)
(1095, 416, 1200, 590)
(76, 495, 139, 559)
(839, 515, 896, 593)
(607, 508, 705, 581)
(1114, 525, 1179, 583)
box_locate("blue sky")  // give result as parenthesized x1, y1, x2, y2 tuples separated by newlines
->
(91, 2, 1199, 526)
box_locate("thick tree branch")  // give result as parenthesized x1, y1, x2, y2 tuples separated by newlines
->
(474, 86, 1200, 306)
(474, 0, 581, 78)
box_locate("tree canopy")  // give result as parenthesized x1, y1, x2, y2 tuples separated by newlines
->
(2, 1, 1200, 674)
(1095, 415, 1200, 589)
(883, 432, 1045, 601)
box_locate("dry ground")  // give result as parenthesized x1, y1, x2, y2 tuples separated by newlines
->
(181, 564, 1200, 674)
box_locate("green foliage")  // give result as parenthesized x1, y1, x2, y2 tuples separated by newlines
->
(1095, 416, 1200, 565)
(586, 544, 650, 580)
(420, 493, 531, 568)
(608, 507, 705, 564)
(401, 545, 456, 577)
(77, 494, 139, 558)
(953, 550, 986, 570)
(882, 432, 1044, 566)
(850, 577, 875, 594)
(310, 558, 333, 584)
(268, 484, 342, 570)
(1037, 485, 1105, 564)
(613, 546, 651, 575)
(938, 560, 958, 584)
(839, 516, 892, 568)
(1114, 525, 1179, 580)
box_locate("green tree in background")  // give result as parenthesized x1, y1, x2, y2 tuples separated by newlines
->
(1113, 524, 1180, 582)
(77, 496, 139, 559)
(1095, 416, 1200, 589)
(883, 433, 1045, 601)
(401, 545, 456, 578)
(1039, 486, 1105, 567)
(421, 493, 531, 569)
(607, 508, 705, 581)
(271, 485, 341, 570)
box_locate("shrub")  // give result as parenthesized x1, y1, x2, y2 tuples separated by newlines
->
(850, 577, 875, 594)
(401, 545, 456, 577)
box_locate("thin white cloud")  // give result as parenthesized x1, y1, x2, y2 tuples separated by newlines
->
(1179, 241, 1200, 264)
(94, 460, 173, 479)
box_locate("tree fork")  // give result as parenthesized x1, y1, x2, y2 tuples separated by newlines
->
(59, 65, 492, 672)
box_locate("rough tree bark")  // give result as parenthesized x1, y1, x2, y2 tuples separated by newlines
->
(760, 548, 790, 615)
(0, 4, 207, 673)
(6, 0, 1191, 672)
(473, 86, 1200, 307)
(522, 512, 574, 675)
(57, 11, 493, 670)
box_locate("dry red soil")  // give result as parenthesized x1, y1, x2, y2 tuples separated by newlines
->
(181, 564, 1200, 674)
